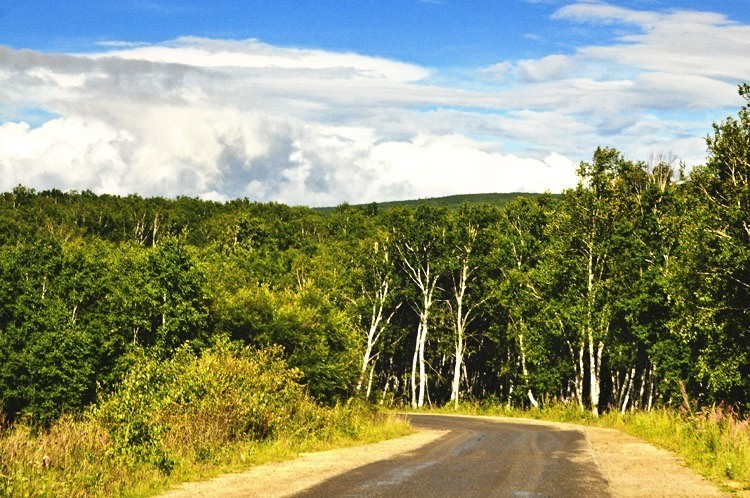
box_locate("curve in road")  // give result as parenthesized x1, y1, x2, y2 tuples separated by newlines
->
(298, 414, 608, 497)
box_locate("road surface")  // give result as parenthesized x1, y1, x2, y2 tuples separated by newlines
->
(298, 414, 608, 497)
(162, 413, 728, 497)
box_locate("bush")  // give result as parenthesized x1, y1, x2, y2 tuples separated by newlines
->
(94, 340, 313, 463)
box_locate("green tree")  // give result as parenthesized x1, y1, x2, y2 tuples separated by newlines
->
(493, 195, 557, 407)
(388, 206, 448, 408)
(0, 240, 100, 425)
(673, 84, 750, 408)
(542, 148, 627, 415)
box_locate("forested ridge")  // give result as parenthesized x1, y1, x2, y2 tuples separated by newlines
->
(2, 85, 750, 428)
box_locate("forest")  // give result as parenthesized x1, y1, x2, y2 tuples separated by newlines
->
(1, 84, 749, 430)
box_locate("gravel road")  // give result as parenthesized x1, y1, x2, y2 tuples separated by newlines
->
(161, 413, 728, 497)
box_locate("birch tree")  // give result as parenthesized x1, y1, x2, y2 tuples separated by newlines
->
(545, 148, 622, 415)
(446, 205, 498, 407)
(390, 206, 447, 408)
(354, 232, 401, 397)
(493, 196, 555, 406)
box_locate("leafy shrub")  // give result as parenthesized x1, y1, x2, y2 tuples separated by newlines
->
(93, 339, 313, 466)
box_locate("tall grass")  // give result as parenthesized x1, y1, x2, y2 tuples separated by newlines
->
(0, 342, 409, 497)
(428, 400, 750, 492)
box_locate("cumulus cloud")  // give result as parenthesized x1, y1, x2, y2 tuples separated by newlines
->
(1, 2, 749, 205)
(515, 55, 578, 82)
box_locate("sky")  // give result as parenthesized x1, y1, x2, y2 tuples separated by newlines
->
(1, 1, 749, 206)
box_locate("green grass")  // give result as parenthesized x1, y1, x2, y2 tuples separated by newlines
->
(416, 402, 750, 493)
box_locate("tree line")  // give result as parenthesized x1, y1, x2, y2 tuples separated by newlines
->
(1, 85, 749, 426)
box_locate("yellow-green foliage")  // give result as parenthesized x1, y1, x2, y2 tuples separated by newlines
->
(94, 341, 309, 465)
(0, 341, 409, 497)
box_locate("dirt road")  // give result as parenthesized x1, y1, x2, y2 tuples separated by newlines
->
(161, 413, 728, 497)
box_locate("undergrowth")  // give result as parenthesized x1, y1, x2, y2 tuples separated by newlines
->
(0, 341, 409, 497)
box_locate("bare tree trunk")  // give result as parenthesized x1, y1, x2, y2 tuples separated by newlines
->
(357, 278, 394, 392)
(450, 338, 463, 408)
(417, 308, 428, 407)
(636, 367, 648, 410)
(411, 321, 421, 408)
(365, 361, 376, 399)
(621, 367, 635, 414)
(566, 338, 585, 411)
(647, 364, 656, 411)
(448, 224, 481, 409)
(162, 290, 168, 330)
(450, 261, 468, 408)
(518, 330, 539, 407)
(152, 212, 160, 247)
(134, 212, 147, 245)
(588, 332, 604, 417)
(585, 240, 607, 417)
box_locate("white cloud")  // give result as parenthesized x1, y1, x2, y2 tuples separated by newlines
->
(1, 2, 749, 205)
(563, 5, 750, 84)
(89, 37, 431, 83)
(515, 54, 578, 82)
(480, 61, 513, 83)
(0, 118, 133, 194)
(553, 2, 660, 27)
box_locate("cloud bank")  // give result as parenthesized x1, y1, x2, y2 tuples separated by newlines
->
(1, 2, 748, 205)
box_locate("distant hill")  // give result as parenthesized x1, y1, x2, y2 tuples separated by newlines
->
(314, 192, 557, 214)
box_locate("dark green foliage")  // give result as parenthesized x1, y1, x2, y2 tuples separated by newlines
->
(0, 241, 102, 425)
(214, 285, 359, 402)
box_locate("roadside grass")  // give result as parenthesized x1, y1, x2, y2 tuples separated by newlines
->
(0, 343, 410, 497)
(419, 401, 750, 493)
(0, 408, 408, 498)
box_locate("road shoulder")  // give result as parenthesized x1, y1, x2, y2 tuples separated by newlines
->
(582, 424, 728, 497)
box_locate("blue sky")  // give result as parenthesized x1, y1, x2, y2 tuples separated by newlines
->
(1, 1, 749, 205)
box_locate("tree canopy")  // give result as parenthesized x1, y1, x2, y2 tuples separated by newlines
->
(2, 84, 750, 425)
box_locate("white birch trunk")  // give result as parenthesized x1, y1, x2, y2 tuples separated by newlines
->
(566, 337, 585, 411)
(400, 244, 438, 409)
(621, 366, 635, 414)
(417, 305, 429, 407)
(636, 367, 647, 410)
(357, 280, 388, 392)
(647, 364, 656, 411)
(450, 262, 468, 408)
(410, 321, 421, 408)
(365, 361, 376, 399)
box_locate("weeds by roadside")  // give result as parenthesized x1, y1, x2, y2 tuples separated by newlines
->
(0, 341, 410, 497)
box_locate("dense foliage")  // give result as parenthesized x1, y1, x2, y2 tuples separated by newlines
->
(1, 85, 750, 424)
